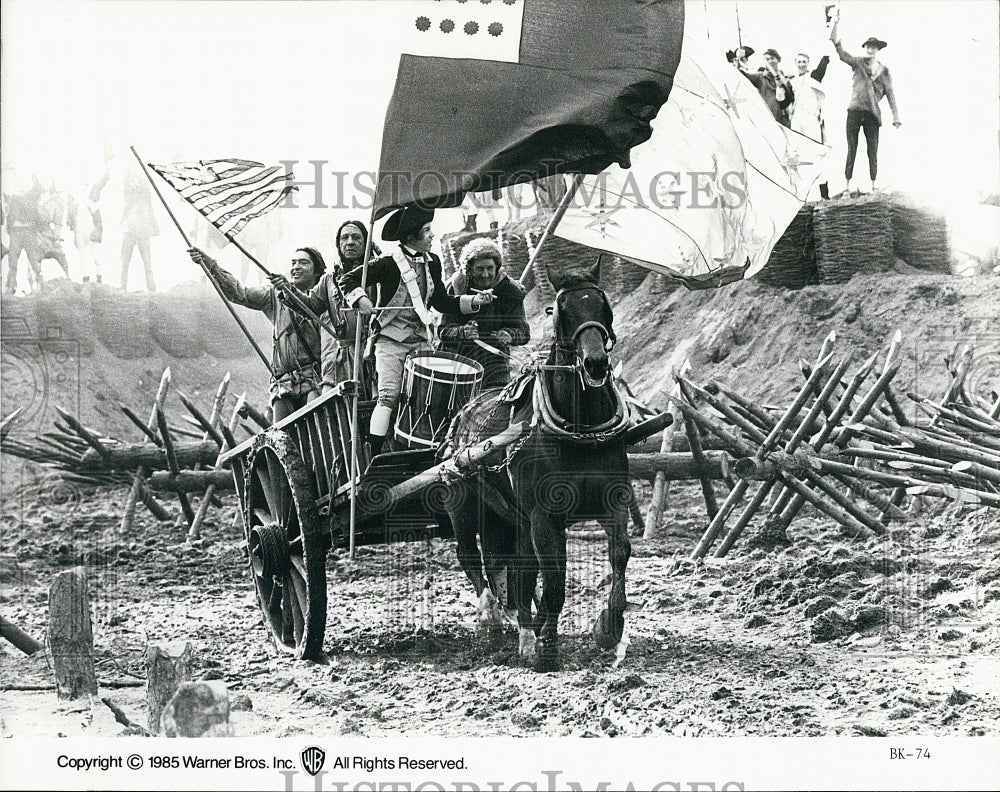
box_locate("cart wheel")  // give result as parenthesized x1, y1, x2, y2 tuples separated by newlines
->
(244, 430, 326, 661)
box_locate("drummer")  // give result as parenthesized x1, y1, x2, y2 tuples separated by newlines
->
(342, 206, 494, 455)
(439, 237, 530, 388)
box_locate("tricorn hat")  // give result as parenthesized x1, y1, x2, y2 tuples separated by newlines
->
(381, 205, 435, 242)
(726, 44, 754, 63)
(861, 36, 887, 50)
(726, 45, 755, 62)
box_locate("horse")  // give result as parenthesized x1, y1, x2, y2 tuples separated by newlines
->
(444, 257, 632, 670)
(440, 386, 521, 632)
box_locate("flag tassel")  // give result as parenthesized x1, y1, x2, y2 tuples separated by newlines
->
(129, 146, 273, 373)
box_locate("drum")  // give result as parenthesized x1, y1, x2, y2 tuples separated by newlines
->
(395, 352, 484, 449)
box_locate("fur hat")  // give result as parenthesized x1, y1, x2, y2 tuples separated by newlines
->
(458, 237, 502, 273)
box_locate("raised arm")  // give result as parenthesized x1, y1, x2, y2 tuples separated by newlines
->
(811, 54, 831, 82)
(189, 247, 271, 310)
(777, 76, 794, 109)
(830, 20, 861, 67)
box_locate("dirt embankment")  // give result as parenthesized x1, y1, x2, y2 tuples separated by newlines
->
(1, 280, 273, 445)
(613, 270, 999, 409)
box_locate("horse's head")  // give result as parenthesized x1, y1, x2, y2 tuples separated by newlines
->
(546, 258, 616, 388)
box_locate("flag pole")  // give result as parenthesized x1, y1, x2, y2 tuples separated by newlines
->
(348, 176, 381, 560)
(129, 146, 273, 372)
(518, 173, 584, 287)
(735, 0, 744, 48)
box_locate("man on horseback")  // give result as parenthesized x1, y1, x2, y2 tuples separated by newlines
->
(439, 237, 530, 389)
(342, 206, 494, 455)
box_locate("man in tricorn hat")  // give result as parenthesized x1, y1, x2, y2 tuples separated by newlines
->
(829, 9, 901, 195)
(341, 206, 494, 454)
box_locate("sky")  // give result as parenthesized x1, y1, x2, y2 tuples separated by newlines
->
(2, 0, 998, 290)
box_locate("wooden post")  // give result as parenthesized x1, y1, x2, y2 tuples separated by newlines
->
(645, 370, 686, 540)
(122, 367, 171, 531)
(47, 567, 98, 700)
(156, 407, 196, 526)
(188, 395, 245, 540)
(146, 641, 193, 734)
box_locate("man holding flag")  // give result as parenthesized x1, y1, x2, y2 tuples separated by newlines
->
(189, 244, 326, 422)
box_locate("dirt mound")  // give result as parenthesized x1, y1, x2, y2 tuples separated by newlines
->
(611, 270, 999, 409)
(0, 280, 272, 448)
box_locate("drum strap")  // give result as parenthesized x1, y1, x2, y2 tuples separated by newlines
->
(392, 248, 436, 344)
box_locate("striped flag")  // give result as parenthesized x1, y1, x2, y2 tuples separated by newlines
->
(147, 158, 293, 237)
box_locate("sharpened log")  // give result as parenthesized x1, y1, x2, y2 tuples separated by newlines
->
(149, 470, 234, 492)
(82, 440, 220, 471)
(146, 641, 193, 734)
(47, 567, 98, 699)
(627, 451, 729, 482)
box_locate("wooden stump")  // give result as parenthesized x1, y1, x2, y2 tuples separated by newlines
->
(161, 681, 232, 737)
(146, 641, 193, 733)
(47, 567, 98, 699)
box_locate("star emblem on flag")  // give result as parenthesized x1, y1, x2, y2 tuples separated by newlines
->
(654, 176, 685, 211)
(780, 147, 813, 183)
(584, 204, 622, 238)
(722, 82, 747, 119)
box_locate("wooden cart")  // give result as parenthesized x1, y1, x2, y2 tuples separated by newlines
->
(219, 380, 526, 661)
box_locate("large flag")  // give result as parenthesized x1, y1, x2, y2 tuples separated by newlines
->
(147, 159, 294, 237)
(373, 0, 685, 219)
(555, 42, 830, 284)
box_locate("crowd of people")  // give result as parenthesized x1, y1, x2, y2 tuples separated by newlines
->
(727, 5, 901, 197)
(0, 156, 167, 295)
(188, 209, 529, 440)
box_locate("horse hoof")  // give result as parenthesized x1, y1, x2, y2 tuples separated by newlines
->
(476, 590, 503, 630)
(593, 608, 623, 650)
(534, 635, 560, 673)
(518, 628, 537, 664)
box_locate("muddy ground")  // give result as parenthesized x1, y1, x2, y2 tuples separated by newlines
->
(1, 271, 999, 739)
(1, 473, 997, 739)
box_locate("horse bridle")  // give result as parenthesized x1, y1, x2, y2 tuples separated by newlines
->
(551, 282, 617, 353)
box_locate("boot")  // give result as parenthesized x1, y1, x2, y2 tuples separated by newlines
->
(368, 434, 384, 457)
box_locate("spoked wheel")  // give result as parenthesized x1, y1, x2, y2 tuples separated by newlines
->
(244, 430, 326, 661)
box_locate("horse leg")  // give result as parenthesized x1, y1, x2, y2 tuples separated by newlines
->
(515, 513, 539, 664)
(595, 507, 631, 652)
(531, 508, 567, 672)
(480, 510, 514, 630)
(450, 499, 489, 601)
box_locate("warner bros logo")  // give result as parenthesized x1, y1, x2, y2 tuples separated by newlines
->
(300, 746, 326, 777)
